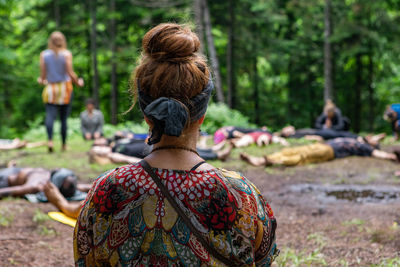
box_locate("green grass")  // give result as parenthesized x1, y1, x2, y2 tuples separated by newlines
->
(371, 257, 400, 267)
(342, 218, 366, 226)
(276, 247, 327, 267)
(0, 208, 14, 227)
(1, 131, 398, 183)
(32, 209, 51, 224)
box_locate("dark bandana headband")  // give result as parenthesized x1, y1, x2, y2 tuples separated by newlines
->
(138, 76, 214, 145)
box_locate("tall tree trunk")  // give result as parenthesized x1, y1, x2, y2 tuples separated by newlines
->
(253, 55, 260, 125)
(368, 52, 374, 131)
(85, 0, 92, 99)
(89, 0, 100, 107)
(202, 0, 224, 103)
(193, 0, 205, 54)
(285, 7, 296, 120)
(324, 0, 333, 101)
(226, 0, 236, 108)
(110, 0, 118, 125)
(354, 53, 362, 133)
(54, 0, 60, 28)
(308, 71, 316, 126)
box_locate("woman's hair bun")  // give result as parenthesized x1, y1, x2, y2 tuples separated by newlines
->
(142, 23, 200, 63)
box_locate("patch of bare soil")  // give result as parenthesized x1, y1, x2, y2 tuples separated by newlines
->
(243, 153, 400, 266)
(1, 150, 400, 266)
(0, 200, 74, 267)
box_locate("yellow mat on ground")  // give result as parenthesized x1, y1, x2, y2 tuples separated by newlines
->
(48, 211, 77, 227)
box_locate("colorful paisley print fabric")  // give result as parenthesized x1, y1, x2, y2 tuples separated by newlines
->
(74, 162, 278, 266)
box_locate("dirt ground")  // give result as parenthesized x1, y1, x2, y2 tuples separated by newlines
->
(1, 146, 400, 266)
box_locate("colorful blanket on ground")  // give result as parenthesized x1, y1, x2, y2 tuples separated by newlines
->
(48, 211, 76, 227)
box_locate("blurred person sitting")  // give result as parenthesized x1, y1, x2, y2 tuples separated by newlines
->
(80, 98, 104, 140)
(315, 99, 346, 131)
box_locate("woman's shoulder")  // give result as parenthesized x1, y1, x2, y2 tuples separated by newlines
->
(82, 164, 144, 213)
(94, 163, 142, 185)
(215, 168, 275, 220)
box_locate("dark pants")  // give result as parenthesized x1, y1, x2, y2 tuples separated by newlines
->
(197, 148, 218, 160)
(45, 104, 71, 144)
(291, 129, 358, 140)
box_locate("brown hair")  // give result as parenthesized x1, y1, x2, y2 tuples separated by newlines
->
(48, 31, 67, 52)
(131, 23, 210, 112)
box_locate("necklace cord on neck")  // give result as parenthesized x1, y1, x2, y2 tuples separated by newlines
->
(151, 145, 200, 156)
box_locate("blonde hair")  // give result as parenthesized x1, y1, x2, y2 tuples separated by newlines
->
(48, 31, 67, 53)
(324, 99, 336, 115)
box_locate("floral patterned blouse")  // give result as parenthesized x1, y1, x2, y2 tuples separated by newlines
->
(74, 162, 278, 266)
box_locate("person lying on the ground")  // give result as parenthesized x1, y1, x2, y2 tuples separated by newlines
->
(279, 125, 359, 141)
(213, 126, 270, 144)
(384, 104, 400, 140)
(0, 164, 84, 199)
(92, 130, 148, 147)
(315, 99, 346, 131)
(43, 181, 91, 219)
(80, 98, 104, 140)
(0, 139, 46, 151)
(240, 135, 396, 167)
(90, 134, 234, 164)
(89, 139, 148, 165)
(195, 136, 233, 161)
(230, 130, 289, 147)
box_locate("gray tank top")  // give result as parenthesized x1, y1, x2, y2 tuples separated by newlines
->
(43, 49, 69, 83)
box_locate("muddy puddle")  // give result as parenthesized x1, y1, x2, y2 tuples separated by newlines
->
(287, 183, 400, 204)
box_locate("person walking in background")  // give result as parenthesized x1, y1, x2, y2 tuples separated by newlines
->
(315, 99, 346, 131)
(74, 23, 278, 266)
(38, 31, 84, 152)
(80, 98, 104, 140)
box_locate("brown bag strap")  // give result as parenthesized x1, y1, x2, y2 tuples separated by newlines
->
(140, 160, 238, 266)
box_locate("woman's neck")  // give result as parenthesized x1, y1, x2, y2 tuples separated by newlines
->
(153, 129, 199, 151)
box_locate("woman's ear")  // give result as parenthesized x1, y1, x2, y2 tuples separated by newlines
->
(144, 116, 153, 127)
(198, 115, 205, 125)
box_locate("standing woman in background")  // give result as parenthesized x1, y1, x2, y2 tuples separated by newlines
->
(38, 31, 84, 152)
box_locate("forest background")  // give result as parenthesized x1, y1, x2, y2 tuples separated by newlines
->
(1, 0, 400, 137)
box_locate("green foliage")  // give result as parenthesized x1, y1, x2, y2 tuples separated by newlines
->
(202, 103, 256, 134)
(22, 117, 148, 141)
(20, 103, 253, 140)
(1, 0, 400, 137)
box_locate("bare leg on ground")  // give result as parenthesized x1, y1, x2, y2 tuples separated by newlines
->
(240, 152, 269, 167)
(216, 142, 233, 161)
